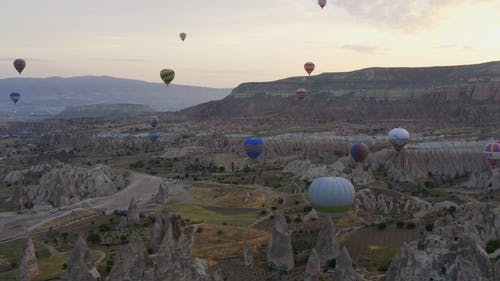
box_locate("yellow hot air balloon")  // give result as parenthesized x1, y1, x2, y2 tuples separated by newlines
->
(160, 69, 175, 86)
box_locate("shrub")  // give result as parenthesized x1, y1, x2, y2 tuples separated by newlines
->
(406, 222, 416, 229)
(98, 224, 111, 232)
(425, 223, 434, 232)
(259, 210, 268, 216)
(217, 230, 224, 235)
(486, 240, 500, 254)
(87, 231, 101, 244)
(396, 221, 405, 228)
(62, 263, 68, 270)
(277, 198, 284, 204)
(377, 222, 387, 230)
(328, 258, 336, 269)
(303, 205, 312, 213)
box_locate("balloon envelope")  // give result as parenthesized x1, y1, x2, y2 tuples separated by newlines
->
(13, 59, 26, 74)
(318, 0, 327, 8)
(296, 88, 308, 100)
(304, 62, 315, 75)
(308, 177, 355, 214)
(484, 143, 500, 167)
(180, 33, 187, 41)
(149, 131, 159, 142)
(160, 69, 175, 85)
(350, 143, 369, 162)
(10, 92, 21, 104)
(388, 128, 409, 151)
(150, 116, 159, 128)
(244, 138, 264, 159)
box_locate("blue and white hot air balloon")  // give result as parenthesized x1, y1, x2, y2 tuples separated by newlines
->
(388, 128, 409, 152)
(149, 131, 159, 142)
(150, 116, 159, 128)
(308, 177, 355, 215)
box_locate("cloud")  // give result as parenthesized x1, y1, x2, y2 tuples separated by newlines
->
(334, 0, 493, 31)
(88, 58, 150, 63)
(341, 44, 389, 53)
(432, 44, 478, 51)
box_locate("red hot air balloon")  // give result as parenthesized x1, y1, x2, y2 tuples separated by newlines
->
(304, 62, 315, 76)
(296, 88, 308, 100)
(350, 143, 369, 162)
(318, 0, 327, 9)
(13, 59, 26, 74)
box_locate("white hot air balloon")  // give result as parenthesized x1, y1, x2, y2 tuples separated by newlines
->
(308, 177, 355, 215)
(388, 128, 410, 152)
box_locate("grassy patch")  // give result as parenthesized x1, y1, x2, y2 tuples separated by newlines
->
(0, 239, 50, 268)
(169, 204, 260, 227)
(361, 245, 399, 272)
(188, 185, 267, 208)
(192, 224, 269, 259)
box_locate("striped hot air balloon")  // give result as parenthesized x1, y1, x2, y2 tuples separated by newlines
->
(483, 143, 500, 167)
(160, 69, 175, 86)
(350, 143, 369, 162)
(13, 59, 26, 74)
(244, 138, 264, 159)
(318, 0, 327, 9)
(304, 62, 315, 75)
(296, 88, 308, 100)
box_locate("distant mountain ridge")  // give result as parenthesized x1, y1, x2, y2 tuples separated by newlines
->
(0, 76, 230, 115)
(182, 61, 500, 126)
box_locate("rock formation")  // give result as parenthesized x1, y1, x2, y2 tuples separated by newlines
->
(332, 247, 365, 281)
(66, 236, 101, 281)
(243, 240, 253, 268)
(154, 183, 168, 204)
(150, 215, 165, 253)
(17, 237, 38, 281)
(127, 197, 139, 225)
(266, 211, 294, 271)
(7, 163, 128, 208)
(107, 232, 147, 281)
(385, 233, 493, 281)
(303, 209, 319, 222)
(304, 248, 321, 281)
(314, 217, 340, 267)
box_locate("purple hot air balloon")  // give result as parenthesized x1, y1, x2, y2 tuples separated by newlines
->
(318, 0, 327, 9)
(13, 59, 26, 74)
(350, 143, 369, 162)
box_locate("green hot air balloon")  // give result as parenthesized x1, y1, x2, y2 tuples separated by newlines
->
(160, 69, 175, 86)
(180, 33, 187, 41)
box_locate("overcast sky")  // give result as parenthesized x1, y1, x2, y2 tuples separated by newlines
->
(1, 0, 499, 88)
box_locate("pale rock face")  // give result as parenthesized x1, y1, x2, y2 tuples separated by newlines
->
(304, 249, 321, 281)
(107, 232, 147, 281)
(332, 247, 366, 281)
(66, 236, 101, 281)
(17, 238, 38, 281)
(303, 209, 320, 222)
(8, 163, 128, 208)
(266, 212, 294, 271)
(314, 217, 340, 267)
(150, 215, 165, 253)
(127, 197, 140, 225)
(385, 233, 493, 281)
(154, 183, 168, 204)
(243, 240, 253, 268)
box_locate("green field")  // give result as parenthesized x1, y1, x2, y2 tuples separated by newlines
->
(169, 204, 260, 227)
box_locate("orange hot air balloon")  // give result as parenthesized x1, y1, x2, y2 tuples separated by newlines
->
(318, 0, 327, 9)
(304, 62, 315, 76)
(296, 88, 308, 100)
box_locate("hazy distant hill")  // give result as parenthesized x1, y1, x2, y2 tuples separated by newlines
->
(183, 61, 500, 125)
(57, 104, 154, 120)
(0, 76, 230, 116)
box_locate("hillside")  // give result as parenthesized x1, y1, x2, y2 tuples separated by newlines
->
(57, 104, 154, 120)
(0, 76, 230, 115)
(182, 61, 500, 125)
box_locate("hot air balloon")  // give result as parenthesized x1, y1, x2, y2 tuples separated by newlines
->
(296, 88, 308, 100)
(318, 0, 327, 9)
(180, 33, 187, 41)
(308, 177, 355, 215)
(388, 128, 409, 152)
(10, 92, 21, 104)
(150, 116, 159, 128)
(13, 59, 26, 74)
(350, 143, 369, 162)
(160, 69, 175, 86)
(304, 62, 315, 76)
(244, 138, 264, 159)
(483, 143, 500, 167)
(149, 131, 159, 142)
